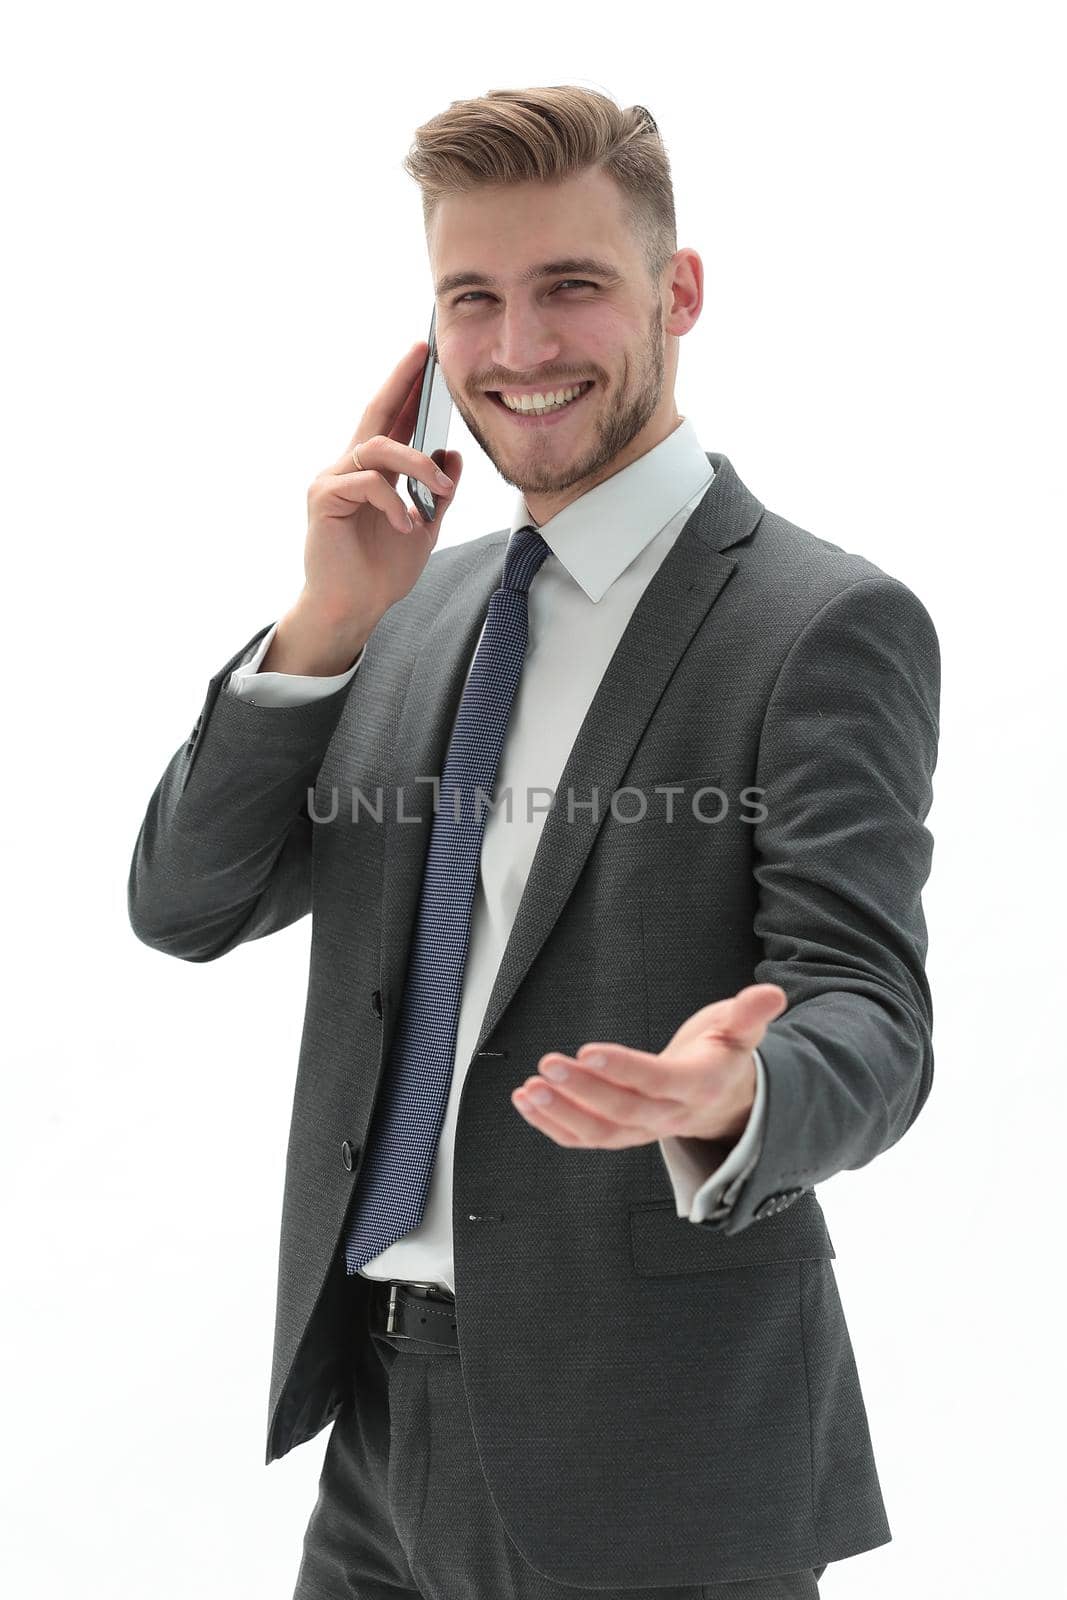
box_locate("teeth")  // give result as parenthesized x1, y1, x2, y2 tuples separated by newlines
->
(499, 383, 588, 413)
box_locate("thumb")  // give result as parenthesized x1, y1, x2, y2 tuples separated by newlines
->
(426, 450, 463, 528)
(415, 451, 460, 531)
(431, 448, 463, 488)
(665, 983, 787, 1054)
(717, 984, 788, 1048)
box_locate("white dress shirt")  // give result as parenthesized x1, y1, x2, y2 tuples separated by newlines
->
(224, 415, 767, 1293)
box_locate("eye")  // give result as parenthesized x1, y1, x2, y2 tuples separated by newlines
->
(453, 280, 597, 306)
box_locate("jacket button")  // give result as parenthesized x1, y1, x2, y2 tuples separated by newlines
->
(371, 989, 382, 1017)
(341, 1141, 354, 1171)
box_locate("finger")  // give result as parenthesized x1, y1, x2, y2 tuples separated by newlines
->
(513, 1083, 634, 1148)
(431, 448, 463, 485)
(401, 441, 465, 530)
(535, 1060, 689, 1136)
(512, 1086, 585, 1146)
(549, 1044, 694, 1107)
(326, 467, 417, 534)
(711, 983, 788, 1046)
(667, 984, 787, 1051)
(393, 364, 428, 444)
(426, 450, 464, 515)
(333, 342, 429, 476)
(563, 1031, 750, 1107)
(359, 340, 429, 445)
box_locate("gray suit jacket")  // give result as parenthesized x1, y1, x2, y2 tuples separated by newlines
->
(128, 453, 940, 1588)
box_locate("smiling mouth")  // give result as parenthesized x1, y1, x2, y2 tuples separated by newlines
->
(487, 380, 596, 416)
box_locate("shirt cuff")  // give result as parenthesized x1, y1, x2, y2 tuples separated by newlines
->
(658, 1047, 768, 1223)
(224, 620, 365, 706)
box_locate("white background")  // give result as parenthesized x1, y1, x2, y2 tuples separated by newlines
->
(3, 3, 1064, 1596)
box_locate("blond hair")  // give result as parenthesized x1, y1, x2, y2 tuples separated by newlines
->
(402, 85, 677, 289)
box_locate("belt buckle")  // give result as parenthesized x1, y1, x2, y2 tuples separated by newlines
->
(386, 1280, 442, 1338)
(386, 1284, 409, 1337)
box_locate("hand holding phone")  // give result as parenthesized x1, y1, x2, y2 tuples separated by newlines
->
(298, 335, 464, 640)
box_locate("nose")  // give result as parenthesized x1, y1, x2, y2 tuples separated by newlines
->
(491, 305, 565, 381)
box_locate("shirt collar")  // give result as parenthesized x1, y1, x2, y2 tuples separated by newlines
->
(507, 415, 714, 603)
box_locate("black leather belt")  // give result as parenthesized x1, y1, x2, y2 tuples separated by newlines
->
(368, 1279, 458, 1348)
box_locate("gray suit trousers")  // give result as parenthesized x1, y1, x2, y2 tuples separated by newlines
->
(292, 1277, 827, 1600)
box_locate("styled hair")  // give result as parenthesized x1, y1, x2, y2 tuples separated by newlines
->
(402, 85, 677, 290)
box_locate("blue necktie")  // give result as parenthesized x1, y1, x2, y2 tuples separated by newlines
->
(345, 524, 551, 1274)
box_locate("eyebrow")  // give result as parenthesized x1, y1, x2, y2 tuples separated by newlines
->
(435, 256, 622, 298)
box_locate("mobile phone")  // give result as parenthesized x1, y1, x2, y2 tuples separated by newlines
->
(406, 305, 454, 524)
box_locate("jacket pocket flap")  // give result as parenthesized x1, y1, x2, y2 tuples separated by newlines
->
(629, 1193, 835, 1276)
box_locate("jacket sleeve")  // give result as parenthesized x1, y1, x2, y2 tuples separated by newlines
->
(703, 574, 941, 1234)
(226, 618, 365, 705)
(127, 622, 354, 963)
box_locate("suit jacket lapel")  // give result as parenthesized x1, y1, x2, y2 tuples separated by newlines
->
(377, 451, 764, 1059)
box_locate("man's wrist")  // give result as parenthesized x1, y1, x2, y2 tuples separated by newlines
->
(715, 1052, 759, 1145)
(261, 595, 377, 676)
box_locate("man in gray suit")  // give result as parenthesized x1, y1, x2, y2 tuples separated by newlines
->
(129, 88, 939, 1600)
